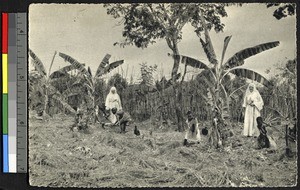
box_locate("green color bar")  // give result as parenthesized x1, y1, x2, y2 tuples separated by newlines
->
(3, 94, 8, 134)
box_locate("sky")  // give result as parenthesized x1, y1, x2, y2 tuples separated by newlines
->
(29, 3, 296, 83)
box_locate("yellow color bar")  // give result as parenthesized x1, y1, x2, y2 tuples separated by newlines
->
(2, 54, 8, 93)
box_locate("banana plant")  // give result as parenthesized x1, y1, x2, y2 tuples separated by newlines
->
(58, 52, 124, 123)
(169, 12, 280, 147)
(29, 49, 77, 116)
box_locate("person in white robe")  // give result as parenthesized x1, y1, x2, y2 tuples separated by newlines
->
(242, 83, 264, 137)
(183, 111, 201, 146)
(105, 87, 122, 124)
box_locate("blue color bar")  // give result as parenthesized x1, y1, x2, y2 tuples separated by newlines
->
(3, 134, 9, 172)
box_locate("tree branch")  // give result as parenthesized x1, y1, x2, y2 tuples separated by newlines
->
(166, 38, 174, 50)
(158, 4, 172, 25)
(147, 4, 168, 33)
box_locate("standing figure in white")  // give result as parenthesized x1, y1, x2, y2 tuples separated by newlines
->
(242, 83, 264, 137)
(105, 86, 122, 124)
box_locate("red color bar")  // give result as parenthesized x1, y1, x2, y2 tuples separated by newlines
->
(2, 13, 8, 53)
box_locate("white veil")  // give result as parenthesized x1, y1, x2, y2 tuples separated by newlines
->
(105, 87, 122, 110)
(243, 83, 264, 111)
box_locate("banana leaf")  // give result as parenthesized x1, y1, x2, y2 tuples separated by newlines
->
(172, 54, 209, 70)
(47, 84, 60, 96)
(62, 83, 84, 97)
(230, 68, 272, 88)
(223, 41, 280, 69)
(59, 52, 92, 78)
(50, 73, 71, 84)
(49, 65, 78, 79)
(29, 49, 47, 77)
(95, 54, 111, 77)
(51, 94, 76, 115)
(88, 66, 92, 77)
(97, 60, 124, 77)
(220, 36, 232, 65)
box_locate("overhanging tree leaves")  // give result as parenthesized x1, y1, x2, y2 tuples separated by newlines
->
(266, 3, 296, 20)
(104, 3, 228, 131)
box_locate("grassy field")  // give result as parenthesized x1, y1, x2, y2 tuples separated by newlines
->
(29, 113, 297, 188)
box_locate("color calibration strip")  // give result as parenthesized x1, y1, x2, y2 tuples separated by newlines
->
(16, 13, 28, 173)
(2, 12, 9, 173)
(8, 13, 17, 173)
(2, 13, 27, 173)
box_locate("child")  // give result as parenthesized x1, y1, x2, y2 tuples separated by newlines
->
(101, 107, 118, 128)
(183, 111, 201, 146)
(115, 110, 132, 133)
(256, 117, 270, 149)
(71, 107, 88, 131)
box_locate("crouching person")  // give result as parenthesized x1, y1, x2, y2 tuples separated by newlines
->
(71, 107, 88, 131)
(101, 107, 118, 128)
(256, 117, 270, 149)
(256, 116, 277, 150)
(183, 111, 201, 146)
(115, 110, 132, 133)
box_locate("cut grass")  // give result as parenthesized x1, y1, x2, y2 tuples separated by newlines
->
(29, 113, 297, 188)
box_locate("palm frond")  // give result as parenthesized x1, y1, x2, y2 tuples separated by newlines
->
(29, 49, 47, 77)
(223, 41, 280, 69)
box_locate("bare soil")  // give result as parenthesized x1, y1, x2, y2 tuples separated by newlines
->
(29, 113, 297, 188)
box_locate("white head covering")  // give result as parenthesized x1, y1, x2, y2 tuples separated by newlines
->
(243, 83, 264, 110)
(110, 87, 117, 94)
(105, 86, 122, 110)
(245, 83, 257, 96)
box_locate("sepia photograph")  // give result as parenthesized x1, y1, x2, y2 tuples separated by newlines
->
(28, 3, 297, 188)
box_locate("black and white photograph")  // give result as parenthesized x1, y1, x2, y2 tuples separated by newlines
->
(28, 3, 297, 188)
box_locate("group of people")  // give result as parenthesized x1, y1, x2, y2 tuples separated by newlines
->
(102, 87, 132, 133)
(183, 83, 276, 150)
(74, 86, 132, 133)
(89, 83, 275, 150)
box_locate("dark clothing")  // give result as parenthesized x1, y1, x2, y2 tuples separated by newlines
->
(117, 112, 132, 133)
(257, 124, 270, 149)
(117, 112, 132, 124)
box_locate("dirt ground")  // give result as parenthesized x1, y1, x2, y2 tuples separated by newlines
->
(28, 113, 297, 188)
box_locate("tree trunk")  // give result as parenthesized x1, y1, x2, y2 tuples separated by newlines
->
(169, 40, 184, 132)
(209, 73, 224, 148)
(174, 83, 184, 131)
